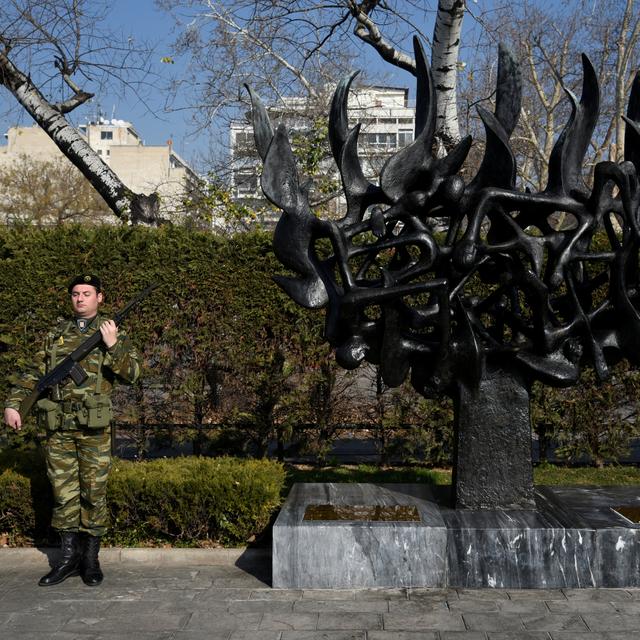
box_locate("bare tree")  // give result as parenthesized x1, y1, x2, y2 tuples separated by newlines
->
(0, 0, 163, 223)
(0, 156, 112, 225)
(159, 0, 471, 164)
(461, 0, 640, 191)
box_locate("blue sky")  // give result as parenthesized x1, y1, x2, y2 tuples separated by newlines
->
(0, 1, 200, 163)
(0, 0, 552, 171)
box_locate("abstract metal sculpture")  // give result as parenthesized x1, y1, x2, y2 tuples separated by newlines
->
(248, 37, 640, 509)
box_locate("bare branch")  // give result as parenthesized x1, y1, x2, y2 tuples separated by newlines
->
(347, 0, 417, 74)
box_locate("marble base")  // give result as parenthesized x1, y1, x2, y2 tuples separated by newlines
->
(273, 483, 640, 589)
(272, 483, 447, 589)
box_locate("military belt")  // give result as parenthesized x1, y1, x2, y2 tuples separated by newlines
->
(61, 400, 84, 413)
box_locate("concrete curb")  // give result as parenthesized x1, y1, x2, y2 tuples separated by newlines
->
(0, 546, 270, 565)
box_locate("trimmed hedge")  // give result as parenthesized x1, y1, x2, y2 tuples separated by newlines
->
(0, 449, 285, 547)
(107, 456, 285, 546)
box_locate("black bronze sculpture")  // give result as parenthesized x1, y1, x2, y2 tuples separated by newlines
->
(248, 37, 640, 510)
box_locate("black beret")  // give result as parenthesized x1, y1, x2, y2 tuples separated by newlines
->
(68, 274, 102, 293)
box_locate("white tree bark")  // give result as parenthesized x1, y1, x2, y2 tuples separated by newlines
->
(0, 49, 160, 224)
(431, 0, 466, 148)
(614, 0, 640, 161)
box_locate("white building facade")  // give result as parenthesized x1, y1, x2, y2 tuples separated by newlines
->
(230, 85, 416, 219)
(0, 119, 198, 217)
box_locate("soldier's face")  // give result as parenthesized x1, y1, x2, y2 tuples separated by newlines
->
(70, 285, 103, 318)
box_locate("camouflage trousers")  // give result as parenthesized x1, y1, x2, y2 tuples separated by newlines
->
(45, 428, 111, 537)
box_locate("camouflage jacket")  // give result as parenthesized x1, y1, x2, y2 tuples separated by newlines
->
(4, 313, 141, 416)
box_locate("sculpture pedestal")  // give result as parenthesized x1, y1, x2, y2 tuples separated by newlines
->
(272, 483, 446, 589)
(454, 368, 535, 509)
(273, 483, 640, 589)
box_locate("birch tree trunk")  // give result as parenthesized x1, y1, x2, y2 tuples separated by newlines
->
(0, 50, 161, 225)
(431, 0, 466, 150)
(348, 0, 466, 151)
(614, 0, 640, 161)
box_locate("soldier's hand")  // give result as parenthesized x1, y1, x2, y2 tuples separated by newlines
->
(4, 408, 22, 431)
(100, 319, 118, 349)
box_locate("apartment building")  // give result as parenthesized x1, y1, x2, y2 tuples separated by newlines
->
(229, 85, 416, 218)
(0, 119, 198, 217)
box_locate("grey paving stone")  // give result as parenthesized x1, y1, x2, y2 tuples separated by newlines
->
(280, 633, 365, 640)
(507, 589, 566, 600)
(61, 612, 190, 633)
(171, 633, 233, 640)
(88, 635, 177, 640)
(387, 599, 448, 614)
(2, 634, 176, 640)
(549, 633, 608, 640)
(6, 613, 67, 632)
(354, 588, 407, 601)
(0, 596, 110, 615)
(316, 612, 382, 630)
(301, 590, 357, 601)
(546, 600, 617, 613)
(152, 602, 227, 616)
(521, 613, 588, 632)
(495, 600, 549, 615)
(294, 600, 388, 613)
(185, 611, 262, 631)
(212, 575, 271, 588)
(367, 632, 438, 639)
(438, 633, 488, 640)
(259, 612, 319, 630)
(462, 613, 524, 632)
(195, 587, 255, 601)
(150, 577, 214, 590)
(383, 611, 466, 631)
(409, 588, 459, 601)
(487, 633, 550, 640)
(446, 599, 500, 613)
(135, 588, 201, 602)
(563, 589, 633, 602)
(611, 601, 640, 614)
(457, 590, 510, 601)
(228, 632, 282, 640)
(251, 589, 304, 600)
(102, 600, 165, 615)
(582, 613, 640, 632)
(228, 600, 295, 614)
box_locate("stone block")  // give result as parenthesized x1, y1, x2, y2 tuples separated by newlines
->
(273, 483, 447, 589)
(273, 483, 640, 589)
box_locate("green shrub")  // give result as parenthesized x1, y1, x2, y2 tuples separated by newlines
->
(0, 446, 52, 544)
(0, 450, 285, 547)
(106, 456, 285, 546)
(0, 470, 35, 544)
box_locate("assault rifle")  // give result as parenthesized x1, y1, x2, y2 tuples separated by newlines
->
(18, 283, 158, 418)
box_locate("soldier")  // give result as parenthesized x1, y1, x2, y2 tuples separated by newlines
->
(3, 275, 141, 587)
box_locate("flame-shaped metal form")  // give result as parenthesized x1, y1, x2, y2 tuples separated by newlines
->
(248, 37, 640, 509)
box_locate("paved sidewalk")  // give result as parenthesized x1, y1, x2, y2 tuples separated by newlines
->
(1, 550, 640, 639)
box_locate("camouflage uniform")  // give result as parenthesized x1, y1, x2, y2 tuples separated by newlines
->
(5, 313, 140, 536)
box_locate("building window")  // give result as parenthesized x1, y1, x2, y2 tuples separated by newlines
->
(101, 131, 113, 140)
(236, 172, 258, 195)
(362, 132, 397, 149)
(398, 129, 413, 148)
(97, 149, 102, 155)
(234, 132, 253, 149)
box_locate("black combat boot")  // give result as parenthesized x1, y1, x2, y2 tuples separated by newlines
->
(81, 534, 104, 586)
(38, 531, 82, 586)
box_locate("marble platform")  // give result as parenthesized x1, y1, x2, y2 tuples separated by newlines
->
(272, 482, 640, 589)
